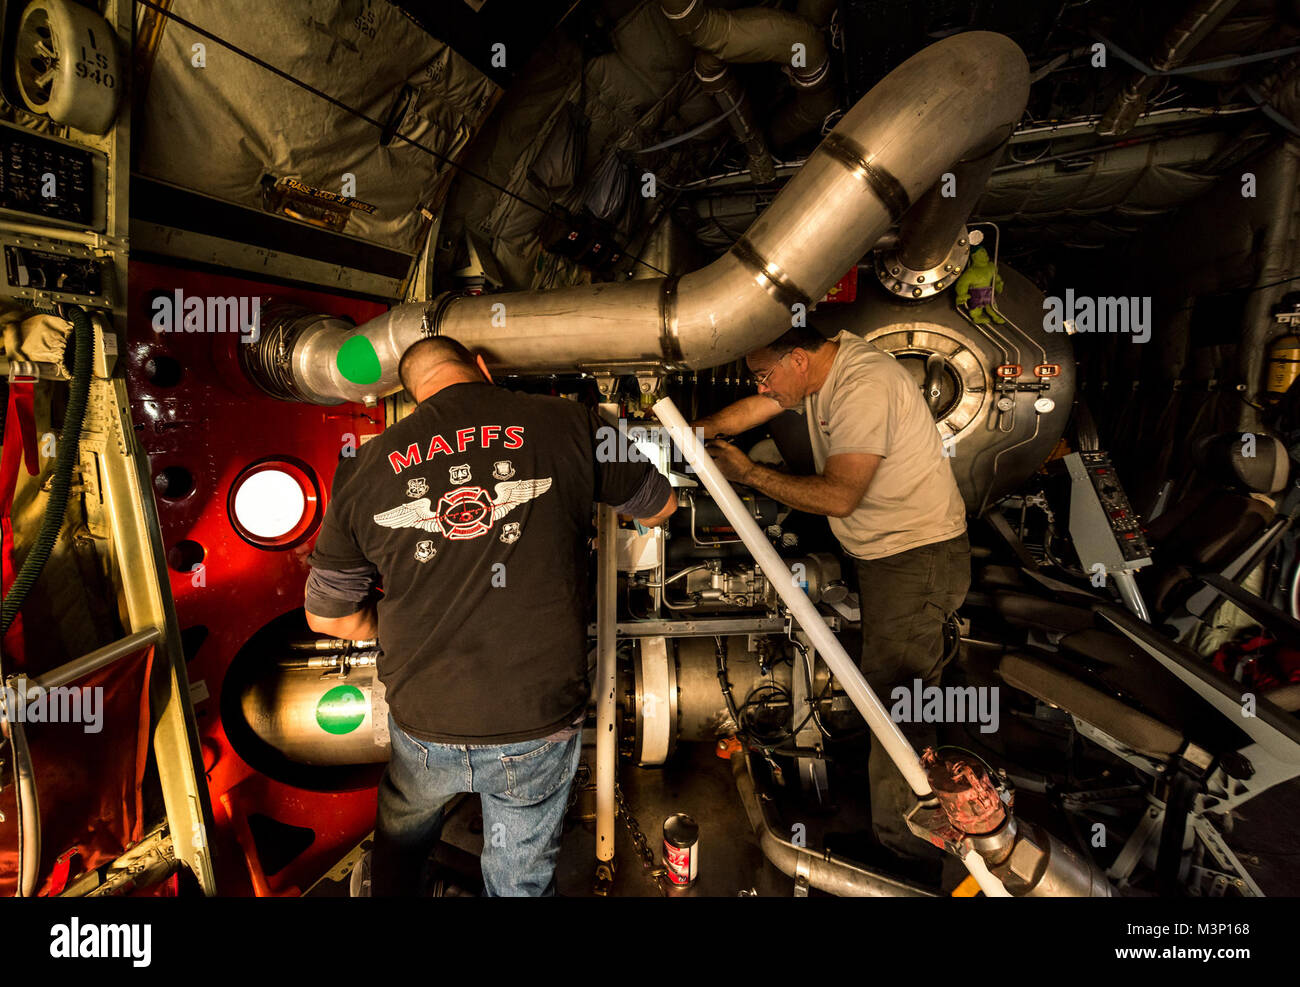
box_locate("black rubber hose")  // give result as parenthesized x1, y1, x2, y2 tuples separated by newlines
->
(1, 305, 93, 634)
(715, 636, 746, 740)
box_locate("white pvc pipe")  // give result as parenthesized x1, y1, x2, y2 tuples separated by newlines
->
(961, 847, 1013, 898)
(653, 396, 1009, 897)
(595, 504, 618, 865)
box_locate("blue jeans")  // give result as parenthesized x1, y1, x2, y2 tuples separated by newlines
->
(372, 713, 583, 896)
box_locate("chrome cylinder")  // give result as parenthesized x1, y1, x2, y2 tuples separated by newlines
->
(972, 817, 1115, 897)
(621, 633, 835, 765)
(239, 658, 389, 765)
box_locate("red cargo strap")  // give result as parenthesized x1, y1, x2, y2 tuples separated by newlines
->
(1, 380, 39, 654)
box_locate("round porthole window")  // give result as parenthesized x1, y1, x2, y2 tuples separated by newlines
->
(228, 458, 321, 549)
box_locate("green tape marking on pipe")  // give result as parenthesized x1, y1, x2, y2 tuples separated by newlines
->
(316, 685, 367, 734)
(337, 336, 383, 385)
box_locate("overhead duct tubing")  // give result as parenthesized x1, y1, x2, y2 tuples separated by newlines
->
(1097, 0, 1241, 137)
(656, 0, 836, 149)
(694, 52, 776, 185)
(255, 32, 1030, 406)
(659, 0, 828, 67)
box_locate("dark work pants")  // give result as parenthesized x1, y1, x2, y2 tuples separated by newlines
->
(854, 532, 970, 860)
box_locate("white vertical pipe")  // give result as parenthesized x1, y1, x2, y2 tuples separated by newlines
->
(595, 504, 618, 865)
(961, 847, 1013, 897)
(653, 396, 1010, 897)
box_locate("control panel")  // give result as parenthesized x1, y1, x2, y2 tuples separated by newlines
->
(0, 121, 106, 231)
(1, 234, 109, 307)
(1065, 451, 1152, 571)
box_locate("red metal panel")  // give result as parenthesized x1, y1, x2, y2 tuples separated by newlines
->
(125, 261, 387, 895)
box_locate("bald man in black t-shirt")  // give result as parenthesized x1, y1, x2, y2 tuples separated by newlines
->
(304, 336, 674, 896)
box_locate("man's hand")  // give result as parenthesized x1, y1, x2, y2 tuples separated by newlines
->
(706, 438, 755, 484)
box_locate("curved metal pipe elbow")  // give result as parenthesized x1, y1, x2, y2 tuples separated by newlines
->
(297, 31, 1029, 404)
(732, 751, 934, 897)
(660, 1, 829, 75)
(666, 0, 833, 147)
(695, 52, 776, 185)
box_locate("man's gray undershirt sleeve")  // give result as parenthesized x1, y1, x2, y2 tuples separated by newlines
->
(304, 564, 379, 618)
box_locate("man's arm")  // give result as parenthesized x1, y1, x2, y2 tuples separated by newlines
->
(693, 395, 784, 440)
(303, 561, 381, 640)
(305, 604, 379, 641)
(590, 407, 678, 526)
(634, 487, 676, 527)
(303, 454, 383, 641)
(707, 439, 881, 518)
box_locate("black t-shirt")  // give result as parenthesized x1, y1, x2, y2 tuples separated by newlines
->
(306, 381, 663, 744)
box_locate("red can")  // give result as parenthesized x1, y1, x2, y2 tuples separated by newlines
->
(663, 813, 699, 887)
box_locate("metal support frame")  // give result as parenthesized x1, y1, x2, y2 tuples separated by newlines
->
(587, 615, 840, 639)
(1071, 714, 1278, 895)
(1171, 514, 1295, 640)
(0, 0, 217, 894)
(84, 372, 218, 893)
(594, 504, 619, 889)
(1045, 607, 1300, 895)
(790, 630, 829, 801)
(132, 221, 405, 300)
(28, 627, 161, 690)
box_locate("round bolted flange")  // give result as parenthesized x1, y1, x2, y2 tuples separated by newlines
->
(875, 228, 973, 303)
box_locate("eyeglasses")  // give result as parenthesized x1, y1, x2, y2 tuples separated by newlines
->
(753, 352, 789, 390)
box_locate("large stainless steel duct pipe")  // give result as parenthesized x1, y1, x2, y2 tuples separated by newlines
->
(260, 32, 1030, 406)
(895, 139, 1004, 273)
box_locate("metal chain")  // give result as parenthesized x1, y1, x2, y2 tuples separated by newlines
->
(565, 760, 590, 818)
(614, 780, 671, 896)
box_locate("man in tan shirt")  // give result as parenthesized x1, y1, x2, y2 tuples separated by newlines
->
(696, 324, 969, 873)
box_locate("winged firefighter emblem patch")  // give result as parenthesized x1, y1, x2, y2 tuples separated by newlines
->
(372, 478, 553, 542)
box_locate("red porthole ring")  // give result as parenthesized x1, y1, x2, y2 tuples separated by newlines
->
(227, 457, 323, 550)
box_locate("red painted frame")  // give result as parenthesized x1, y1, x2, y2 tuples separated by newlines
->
(126, 260, 388, 896)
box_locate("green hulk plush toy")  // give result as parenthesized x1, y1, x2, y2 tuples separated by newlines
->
(955, 247, 1005, 324)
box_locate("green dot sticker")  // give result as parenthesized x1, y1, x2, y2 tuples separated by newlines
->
(316, 685, 367, 735)
(337, 336, 383, 385)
